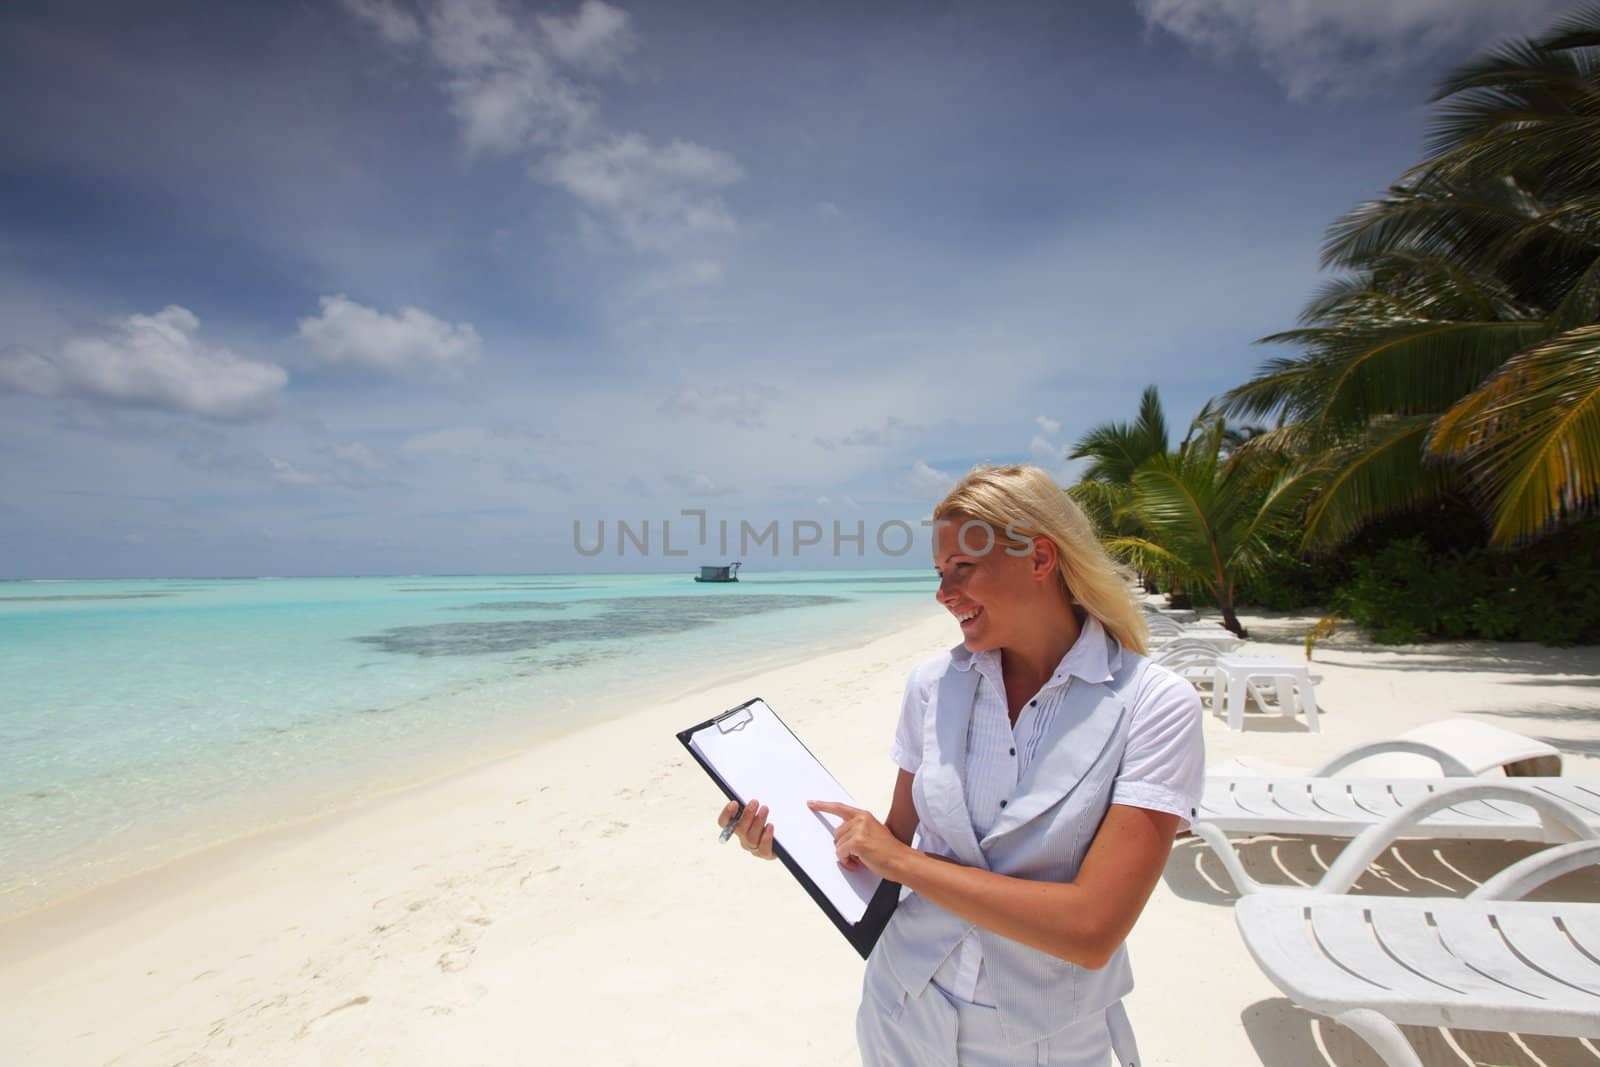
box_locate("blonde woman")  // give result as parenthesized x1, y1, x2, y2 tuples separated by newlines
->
(720, 464, 1205, 1066)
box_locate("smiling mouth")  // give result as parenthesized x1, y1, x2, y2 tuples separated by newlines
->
(954, 606, 983, 626)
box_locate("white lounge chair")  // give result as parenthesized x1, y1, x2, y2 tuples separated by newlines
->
(1193, 780, 1600, 896)
(1142, 604, 1198, 624)
(1234, 838, 1600, 1067)
(1213, 655, 1320, 732)
(1153, 642, 1318, 728)
(1149, 628, 1243, 653)
(1208, 719, 1563, 779)
(1152, 641, 1264, 690)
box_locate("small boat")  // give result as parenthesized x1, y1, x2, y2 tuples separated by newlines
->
(694, 562, 742, 583)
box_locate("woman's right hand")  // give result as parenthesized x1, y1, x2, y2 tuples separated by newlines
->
(719, 799, 775, 859)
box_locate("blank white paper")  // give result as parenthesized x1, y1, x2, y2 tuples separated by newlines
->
(690, 699, 880, 923)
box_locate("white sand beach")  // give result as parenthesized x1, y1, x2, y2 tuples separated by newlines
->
(3, 605, 1600, 1067)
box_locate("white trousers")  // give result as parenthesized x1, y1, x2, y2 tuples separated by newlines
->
(856, 950, 1116, 1067)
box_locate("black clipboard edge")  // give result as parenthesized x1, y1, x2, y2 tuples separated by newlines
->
(677, 696, 900, 960)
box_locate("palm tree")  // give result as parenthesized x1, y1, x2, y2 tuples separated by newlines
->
(1067, 385, 1172, 588)
(1070, 385, 1170, 486)
(1221, 7, 1600, 547)
(1102, 417, 1315, 636)
(1067, 385, 1170, 530)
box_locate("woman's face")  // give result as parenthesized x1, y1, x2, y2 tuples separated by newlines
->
(932, 516, 1058, 652)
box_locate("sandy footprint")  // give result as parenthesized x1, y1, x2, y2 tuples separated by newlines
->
(519, 864, 561, 889)
(292, 995, 370, 1040)
(437, 945, 476, 973)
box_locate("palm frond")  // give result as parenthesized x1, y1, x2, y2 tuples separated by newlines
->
(1300, 417, 1456, 549)
(1321, 181, 1544, 273)
(1316, 320, 1549, 429)
(1066, 479, 1129, 535)
(1233, 463, 1324, 572)
(1539, 3, 1600, 53)
(1429, 324, 1600, 541)
(1217, 355, 1326, 423)
(1134, 385, 1170, 455)
(1101, 535, 1209, 590)
(1427, 39, 1590, 155)
(1126, 460, 1227, 585)
(1069, 385, 1169, 485)
(1548, 251, 1600, 332)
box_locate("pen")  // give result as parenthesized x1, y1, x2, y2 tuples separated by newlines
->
(719, 801, 747, 843)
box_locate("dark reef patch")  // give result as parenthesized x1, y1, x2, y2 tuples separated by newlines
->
(0, 593, 177, 603)
(356, 594, 847, 657)
(449, 600, 574, 612)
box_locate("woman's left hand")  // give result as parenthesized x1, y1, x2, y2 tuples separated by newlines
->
(807, 800, 911, 877)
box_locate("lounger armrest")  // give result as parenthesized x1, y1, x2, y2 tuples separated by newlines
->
(1471, 840, 1600, 901)
(1310, 740, 1475, 778)
(1188, 820, 1264, 895)
(1315, 783, 1600, 895)
(1334, 1010, 1426, 1067)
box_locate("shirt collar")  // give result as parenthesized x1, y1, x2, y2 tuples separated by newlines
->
(948, 611, 1120, 687)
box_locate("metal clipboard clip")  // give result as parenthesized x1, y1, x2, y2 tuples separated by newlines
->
(714, 704, 755, 734)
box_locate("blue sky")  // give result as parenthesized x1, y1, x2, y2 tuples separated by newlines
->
(0, 0, 1584, 577)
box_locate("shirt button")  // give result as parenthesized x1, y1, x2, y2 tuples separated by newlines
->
(1009, 747, 1016, 756)
(999, 800, 1007, 808)
(1029, 700, 1037, 707)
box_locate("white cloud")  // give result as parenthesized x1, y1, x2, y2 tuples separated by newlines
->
(503, 459, 574, 491)
(813, 415, 920, 450)
(670, 258, 725, 288)
(401, 425, 492, 455)
(657, 382, 771, 429)
(344, 0, 741, 267)
(269, 457, 322, 486)
(298, 295, 481, 375)
(664, 471, 736, 497)
(0, 305, 287, 419)
(1135, 0, 1572, 99)
(0, 347, 61, 395)
(400, 424, 550, 455)
(538, 0, 634, 72)
(330, 441, 386, 471)
(427, 0, 596, 154)
(1029, 433, 1062, 466)
(908, 459, 954, 496)
(1027, 417, 1080, 485)
(341, 0, 423, 46)
(346, 0, 602, 156)
(544, 134, 742, 254)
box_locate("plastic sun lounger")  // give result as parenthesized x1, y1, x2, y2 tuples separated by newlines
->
(1145, 615, 1230, 638)
(1234, 837, 1600, 1067)
(1213, 655, 1320, 732)
(1148, 628, 1244, 653)
(1154, 642, 1318, 727)
(1192, 779, 1600, 897)
(1154, 645, 1272, 706)
(1207, 719, 1564, 779)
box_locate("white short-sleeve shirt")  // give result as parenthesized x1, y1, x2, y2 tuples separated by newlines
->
(890, 613, 1205, 1006)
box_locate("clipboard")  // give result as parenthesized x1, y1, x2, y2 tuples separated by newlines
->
(677, 697, 901, 959)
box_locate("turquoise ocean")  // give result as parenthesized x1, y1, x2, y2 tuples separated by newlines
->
(0, 570, 940, 918)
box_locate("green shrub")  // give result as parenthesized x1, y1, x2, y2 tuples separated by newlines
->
(1211, 505, 1600, 646)
(1337, 521, 1600, 645)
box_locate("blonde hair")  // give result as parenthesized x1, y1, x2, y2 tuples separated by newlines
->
(933, 463, 1149, 655)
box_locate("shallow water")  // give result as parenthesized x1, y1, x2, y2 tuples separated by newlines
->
(0, 570, 938, 916)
